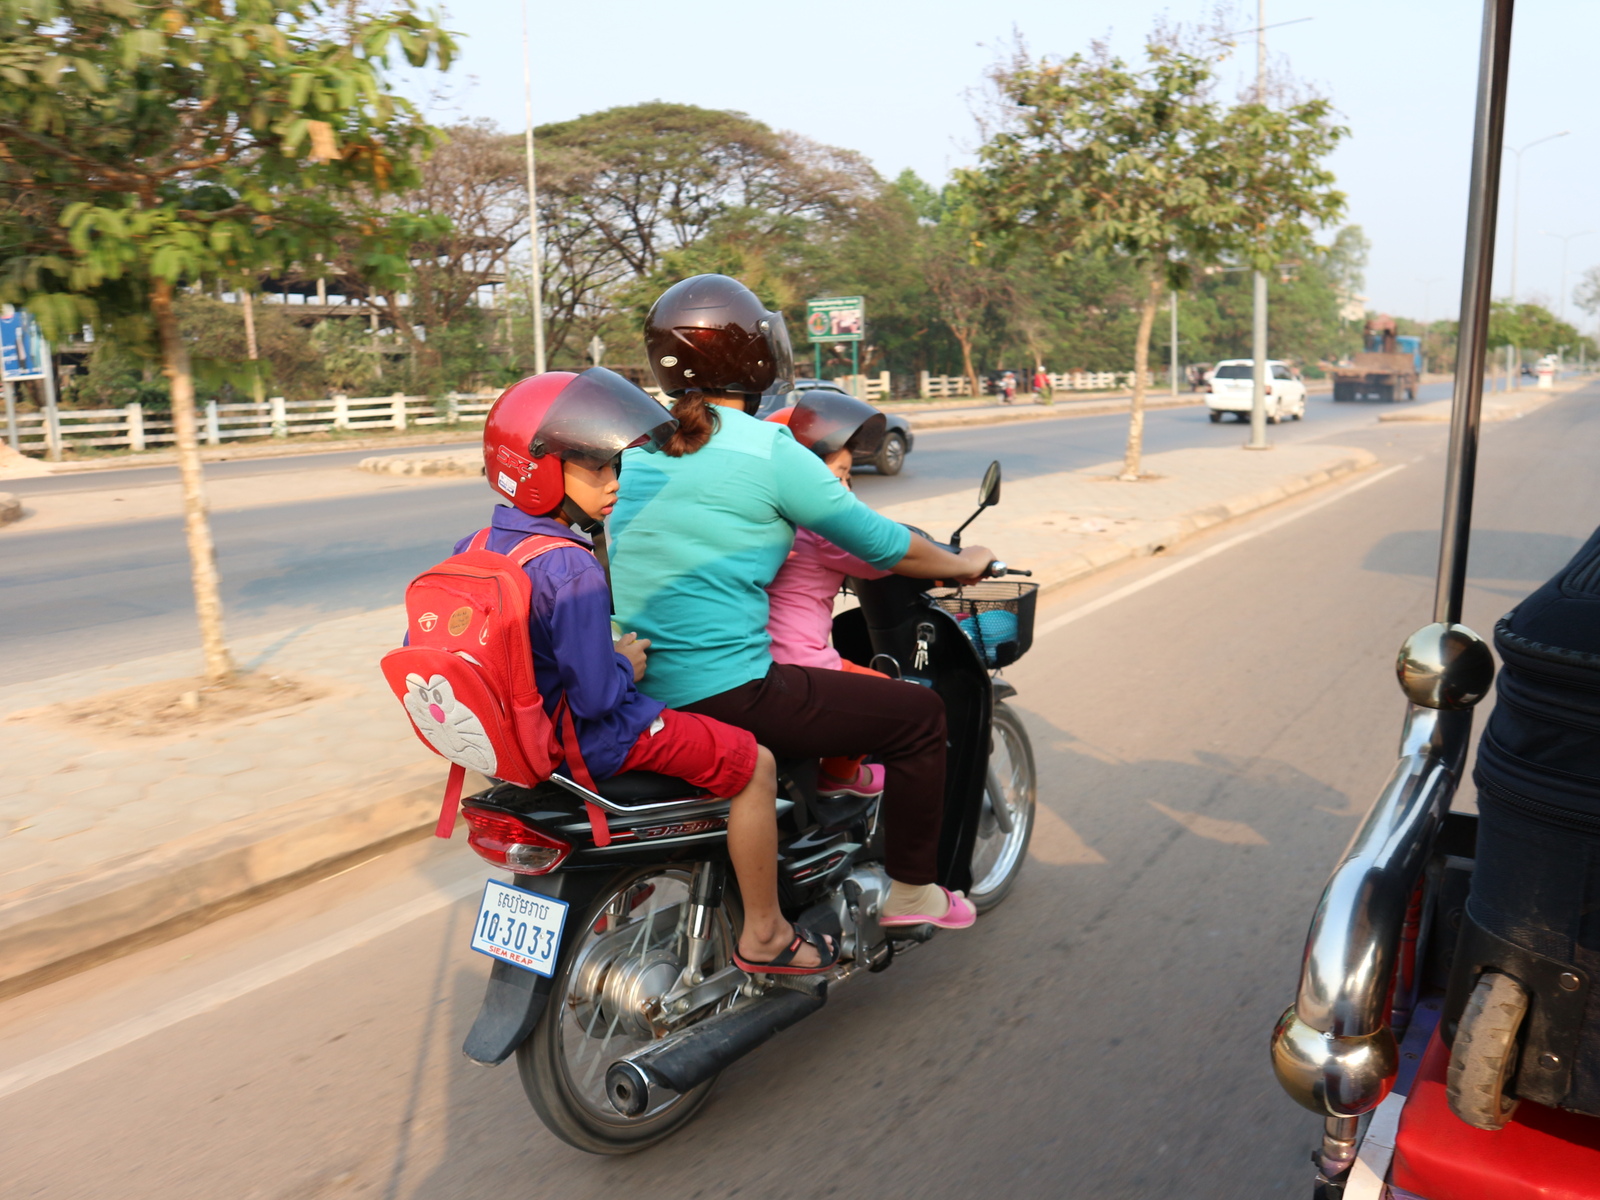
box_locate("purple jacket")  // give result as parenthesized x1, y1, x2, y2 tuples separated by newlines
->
(453, 506, 664, 780)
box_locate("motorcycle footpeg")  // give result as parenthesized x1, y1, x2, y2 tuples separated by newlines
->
(887, 923, 937, 944)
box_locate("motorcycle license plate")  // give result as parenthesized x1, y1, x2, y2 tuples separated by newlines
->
(469, 879, 568, 977)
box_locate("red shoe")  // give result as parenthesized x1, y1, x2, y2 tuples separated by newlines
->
(818, 762, 885, 800)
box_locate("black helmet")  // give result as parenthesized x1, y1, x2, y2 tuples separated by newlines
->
(783, 390, 887, 458)
(645, 275, 794, 399)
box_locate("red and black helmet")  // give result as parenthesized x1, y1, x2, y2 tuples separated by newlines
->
(645, 274, 794, 399)
(768, 390, 887, 459)
(482, 368, 677, 516)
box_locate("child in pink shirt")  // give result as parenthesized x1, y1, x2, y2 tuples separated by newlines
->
(765, 407, 891, 799)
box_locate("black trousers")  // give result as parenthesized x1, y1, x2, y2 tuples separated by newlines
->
(682, 664, 947, 884)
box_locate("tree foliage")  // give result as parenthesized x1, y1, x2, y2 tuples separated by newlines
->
(960, 33, 1346, 474)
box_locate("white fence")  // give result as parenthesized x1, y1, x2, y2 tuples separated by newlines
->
(832, 372, 892, 402)
(2, 392, 499, 457)
(917, 370, 1153, 399)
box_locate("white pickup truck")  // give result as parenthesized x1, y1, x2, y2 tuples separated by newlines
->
(1206, 359, 1307, 424)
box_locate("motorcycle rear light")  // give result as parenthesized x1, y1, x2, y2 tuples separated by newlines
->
(461, 806, 570, 874)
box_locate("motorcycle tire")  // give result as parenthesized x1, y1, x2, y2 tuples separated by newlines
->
(968, 702, 1037, 914)
(516, 865, 737, 1154)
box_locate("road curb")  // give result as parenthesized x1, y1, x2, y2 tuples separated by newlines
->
(0, 762, 477, 1000)
(1021, 447, 1379, 598)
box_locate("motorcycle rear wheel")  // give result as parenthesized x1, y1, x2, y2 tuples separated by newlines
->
(968, 702, 1036, 913)
(517, 866, 737, 1154)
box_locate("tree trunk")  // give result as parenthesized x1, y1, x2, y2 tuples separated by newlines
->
(955, 331, 980, 399)
(152, 276, 234, 684)
(240, 290, 266, 408)
(1120, 272, 1164, 481)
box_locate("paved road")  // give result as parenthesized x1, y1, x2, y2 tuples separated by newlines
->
(0, 388, 1444, 683)
(1, 384, 1595, 1198)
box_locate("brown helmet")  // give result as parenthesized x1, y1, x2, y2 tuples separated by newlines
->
(645, 275, 794, 400)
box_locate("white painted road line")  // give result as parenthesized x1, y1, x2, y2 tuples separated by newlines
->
(0, 874, 483, 1103)
(1036, 463, 1410, 639)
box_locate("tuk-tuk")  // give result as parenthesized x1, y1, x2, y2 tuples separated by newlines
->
(1268, 2, 1600, 1196)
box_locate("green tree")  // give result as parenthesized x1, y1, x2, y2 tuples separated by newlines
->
(963, 35, 1345, 477)
(0, 0, 453, 682)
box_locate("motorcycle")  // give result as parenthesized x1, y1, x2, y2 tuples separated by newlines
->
(1269, 3, 1600, 1196)
(453, 460, 1038, 1153)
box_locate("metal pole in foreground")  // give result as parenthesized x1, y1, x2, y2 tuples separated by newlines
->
(1435, 0, 1514, 628)
(1247, 0, 1272, 449)
(521, 1, 547, 374)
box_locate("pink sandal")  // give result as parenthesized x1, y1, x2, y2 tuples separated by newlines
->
(881, 887, 976, 930)
(818, 762, 885, 800)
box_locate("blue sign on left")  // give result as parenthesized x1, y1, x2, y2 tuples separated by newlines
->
(0, 312, 48, 381)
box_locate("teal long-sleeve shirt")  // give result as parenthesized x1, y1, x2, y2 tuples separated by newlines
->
(608, 407, 911, 709)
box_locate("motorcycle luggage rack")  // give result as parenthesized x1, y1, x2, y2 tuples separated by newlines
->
(930, 581, 1039, 668)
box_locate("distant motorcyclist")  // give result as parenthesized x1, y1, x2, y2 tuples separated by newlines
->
(609, 274, 992, 928)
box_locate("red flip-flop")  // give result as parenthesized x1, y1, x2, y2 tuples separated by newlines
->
(733, 923, 839, 976)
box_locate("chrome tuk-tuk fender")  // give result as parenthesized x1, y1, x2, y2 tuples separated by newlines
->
(1269, 0, 1514, 1184)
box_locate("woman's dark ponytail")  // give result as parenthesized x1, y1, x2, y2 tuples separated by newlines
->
(661, 390, 719, 456)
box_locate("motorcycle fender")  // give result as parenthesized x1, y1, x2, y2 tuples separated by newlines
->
(461, 868, 619, 1067)
(991, 677, 1017, 702)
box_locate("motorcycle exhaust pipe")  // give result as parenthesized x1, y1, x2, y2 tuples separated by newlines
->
(605, 985, 825, 1116)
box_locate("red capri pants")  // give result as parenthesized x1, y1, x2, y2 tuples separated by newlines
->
(611, 708, 759, 798)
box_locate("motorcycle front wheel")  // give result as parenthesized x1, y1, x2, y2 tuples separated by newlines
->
(967, 701, 1037, 913)
(517, 865, 738, 1154)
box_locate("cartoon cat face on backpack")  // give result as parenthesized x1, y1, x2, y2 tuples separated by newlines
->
(483, 368, 678, 517)
(403, 673, 498, 775)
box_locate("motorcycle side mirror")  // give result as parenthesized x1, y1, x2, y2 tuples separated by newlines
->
(951, 460, 1003, 548)
(978, 460, 1001, 508)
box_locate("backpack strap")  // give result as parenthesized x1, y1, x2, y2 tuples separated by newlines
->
(467, 527, 492, 552)
(508, 532, 594, 567)
(434, 762, 467, 839)
(553, 695, 610, 846)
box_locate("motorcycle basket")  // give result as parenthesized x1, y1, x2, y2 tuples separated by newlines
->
(930, 581, 1038, 668)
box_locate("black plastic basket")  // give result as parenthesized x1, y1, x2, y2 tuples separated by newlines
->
(931, 581, 1038, 668)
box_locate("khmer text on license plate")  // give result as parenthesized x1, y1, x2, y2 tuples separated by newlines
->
(470, 879, 568, 977)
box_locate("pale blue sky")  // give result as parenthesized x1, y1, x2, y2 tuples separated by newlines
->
(405, 1, 1599, 331)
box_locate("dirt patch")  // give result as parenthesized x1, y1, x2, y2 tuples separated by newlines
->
(10, 671, 330, 739)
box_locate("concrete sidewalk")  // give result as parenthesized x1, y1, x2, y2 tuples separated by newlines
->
(1377, 376, 1585, 424)
(0, 439, 1375, 995)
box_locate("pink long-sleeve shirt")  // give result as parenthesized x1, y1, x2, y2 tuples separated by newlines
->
(765, 526, 892, 670)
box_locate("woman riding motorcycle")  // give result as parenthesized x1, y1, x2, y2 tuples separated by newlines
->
(608, 274, 994, 926)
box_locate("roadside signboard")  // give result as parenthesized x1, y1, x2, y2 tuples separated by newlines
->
(0, 311, 48, 381)
(804, 296, 865, 343)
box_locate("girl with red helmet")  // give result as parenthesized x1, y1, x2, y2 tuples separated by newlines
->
(609, 276, 996, 930)
(472, 367, 836, 973)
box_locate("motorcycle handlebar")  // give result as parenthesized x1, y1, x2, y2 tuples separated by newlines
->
(984, 561, 1033, 578)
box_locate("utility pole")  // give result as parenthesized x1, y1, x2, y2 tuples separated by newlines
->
(1543, 230, 1591, 323)
(1247, 0, 1271, 450)
(1507, 131, 1568, 303)
(522, 0, 547, 374)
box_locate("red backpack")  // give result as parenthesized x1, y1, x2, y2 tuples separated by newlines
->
(380, 528, 612, 844)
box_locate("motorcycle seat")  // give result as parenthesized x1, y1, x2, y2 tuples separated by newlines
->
(591, 770, 708, 806)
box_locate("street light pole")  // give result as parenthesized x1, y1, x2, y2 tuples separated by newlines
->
(1247, 0, 1271, 450)
(1508, 130, 1568, 304)
(521, 0, 547, 374)
(1543, 230, 1592, 323)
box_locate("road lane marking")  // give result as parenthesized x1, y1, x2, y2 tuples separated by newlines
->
(0, 874, 482, 1102)
(1035, 462, 1409, 639)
